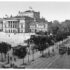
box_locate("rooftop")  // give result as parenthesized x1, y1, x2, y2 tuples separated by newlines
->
(3, 15, 33, 20)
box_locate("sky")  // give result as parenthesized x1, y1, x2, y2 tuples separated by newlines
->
(0, 1, 70, 22)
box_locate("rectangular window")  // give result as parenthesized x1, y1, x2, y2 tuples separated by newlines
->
(21, 25, 23, 28)
(11, 21, 12, 23)
(13, 25, 14, 28)
(8, 21, 10, 23)
(9, 30, 10, 33)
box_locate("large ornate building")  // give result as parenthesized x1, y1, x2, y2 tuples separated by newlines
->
(0, 9, 49, 33)
(18, 10, 40, 20)
(3, 16, 34, 33)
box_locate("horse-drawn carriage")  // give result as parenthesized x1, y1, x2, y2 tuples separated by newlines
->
(67, 47, 70, 55)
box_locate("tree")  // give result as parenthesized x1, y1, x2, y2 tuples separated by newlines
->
(0, 43, 3, 61)
(2, 42, 11, 60)
(61, 20, 70, 36)
(49, 20, 61, 35)
(24, 39, 31, 63)
(30, 36, 48, 56)
(13, 45, 27, 64)
(0, 42, 11, 62)
(38, 43, 47, 57)
(25, 38, 37, 62)
(30, 42, 36, 61)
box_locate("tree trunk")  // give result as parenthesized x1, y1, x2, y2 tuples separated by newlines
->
(32, 50, 34, 61)
(7, 54, 10, 64)
(32, 53, 34, 61)
(4, 54, 6, 61)
(27, 47, 30, 63)
(48, 50, 50, 57)
(28, 54, 29, 63)
(1, 53, 3, 62)
(23, 59, 24, 64)
(41, 51, 44, 57)
(40, 51, 44, 57)
(14, 57, 16, 62)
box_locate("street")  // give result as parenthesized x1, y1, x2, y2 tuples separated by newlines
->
(26, 52, 70, 69)
(48, 54, 70, 69)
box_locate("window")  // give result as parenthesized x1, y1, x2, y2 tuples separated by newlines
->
(21, 30, 23, 32)
(5, 25, 6, 28)
(8, 21, 10, 23)
(21, 25, 23, 28)
(11, 21, 12, 23)
(13, 21, 14, 23)
(11, 30, 12, 33)
(9, 30, 10, 33)
(11, 23, 12, 28)
(13, 25, 15, 28)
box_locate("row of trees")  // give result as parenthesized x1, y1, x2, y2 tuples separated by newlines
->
(25, 20, 70, 60)
(0, 42, 11, 62)
(0, 42, 27, 65)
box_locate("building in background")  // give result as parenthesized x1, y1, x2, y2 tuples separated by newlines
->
(0, 18, 3, 31)
(30, 21, 48, 33)
(18, 9, 40, 21)
(2, 9, 49, 33)
(3, 16, 34, 33)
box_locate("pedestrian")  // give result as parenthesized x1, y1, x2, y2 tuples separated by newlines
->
(67, 47, 70, 55)
(48, 50, 50, 57)
(52, 48, 55, 56)
(52, 48, 54, 53)
(14, 57, 16, 62)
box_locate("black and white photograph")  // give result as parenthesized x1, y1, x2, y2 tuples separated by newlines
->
(0, 0, 70, 69)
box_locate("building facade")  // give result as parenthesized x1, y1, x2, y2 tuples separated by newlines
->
(18, 10, 40, 21)
(0, 19, 3, 31)
(30, 21, 48, 33)
(2, 9, 49, 33)
(3, 16, 34, 33)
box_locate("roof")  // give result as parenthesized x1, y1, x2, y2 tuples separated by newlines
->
(4, 16, 33, 20)
(4, 17, 20, 20)
(24, 10, 34, 13)
(30, 21, 48, 26)
(20, 10, 39, 14)
(15, 16, 33, 19)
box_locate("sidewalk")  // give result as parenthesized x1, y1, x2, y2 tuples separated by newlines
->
(26, 53, 60, 68)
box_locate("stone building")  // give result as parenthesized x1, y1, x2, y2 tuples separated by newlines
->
(2, 9, 41, 33)
(0, 18, 3, 31)
(30, 21, 48, 33)
(18, 10, 40, 21)
(3, 16, 34, 33)
(2, 9, 49, 33)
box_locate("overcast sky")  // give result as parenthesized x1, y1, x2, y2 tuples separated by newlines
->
(0, 1, 70, 22)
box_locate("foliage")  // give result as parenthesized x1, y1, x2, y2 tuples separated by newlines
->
(13, 45, 27, 59)
(0, 42, 11, 54)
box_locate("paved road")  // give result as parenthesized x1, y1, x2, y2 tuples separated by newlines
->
(26, 53, 70, 69)
(26, 46, 59, 69)
(48, 54, 70, 69)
